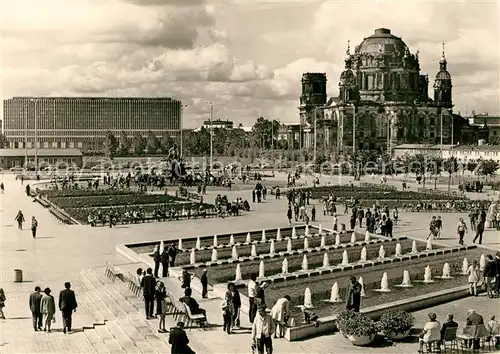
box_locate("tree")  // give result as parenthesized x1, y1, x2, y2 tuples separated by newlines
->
(118, 131, 130, 156)
(478, 159, 498, 178)
(132, 133, 146, 155)
(466, 160, 479, 174)
(444, 157, 459, 176)
(146, 130, 160, 155)
(160, 133, 175, 154)
(103, 130, 118, 157)
(0, 133, 8, 148)
(252, 117, 280, 150)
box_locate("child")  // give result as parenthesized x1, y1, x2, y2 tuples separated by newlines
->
(301, 306, 319, 327)
(467, 260, 480, 296)
(221, 300, 232, 334)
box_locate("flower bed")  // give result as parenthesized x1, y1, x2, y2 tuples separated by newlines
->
(49, 193, 185, 209)
(311, 188, 464, 201)
(175, 232, 364, 265)
(354, 199, 486, 211)
(65, 202, 214, 224)
(259, 247, 483, 321)
(191, 239, 423, 284)
(39, 188, 137, 198)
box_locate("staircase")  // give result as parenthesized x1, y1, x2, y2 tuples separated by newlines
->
(77, 267, 200, 353)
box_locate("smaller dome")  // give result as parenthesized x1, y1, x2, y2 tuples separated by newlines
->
(340, 69, 355, 81)
(436, 70, 451, 80)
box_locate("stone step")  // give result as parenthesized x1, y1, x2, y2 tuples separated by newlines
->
(89, 268, 138, 314)
(105, 319, 142, 354)
(115, 316, 157, 353)
(78, 291, 106, 325)
(81, 270, 127, 318)
(84, 328, 111, 354)
(94, 325, 126, 353)
(126, 314, 171, 353)
(83, 281, 116, 320)
(84, 270, 129, 317)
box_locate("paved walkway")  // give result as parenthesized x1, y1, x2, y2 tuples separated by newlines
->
(0, 171, 499, 353)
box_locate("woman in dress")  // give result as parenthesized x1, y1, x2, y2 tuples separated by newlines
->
(467, 260, 480, 296)
(155, 281, 167, 333)
(40, 288, 56, 332)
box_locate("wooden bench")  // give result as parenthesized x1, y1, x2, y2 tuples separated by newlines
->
(104, 261, 123, 282)
(182, 302, 206, 331)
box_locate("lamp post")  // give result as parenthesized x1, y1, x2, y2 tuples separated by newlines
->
(347, 103, 356, 157)
(24, 103, 28, 169)
(30, 99, 39, 173)
(180, 104, 188, 158)
(205, 101, 213, 169)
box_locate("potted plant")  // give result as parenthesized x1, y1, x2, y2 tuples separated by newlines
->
(377, 310, 415, 340)
(336, 311, 377, 346)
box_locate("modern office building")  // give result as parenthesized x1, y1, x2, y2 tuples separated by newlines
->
(2, 97, 182, 151)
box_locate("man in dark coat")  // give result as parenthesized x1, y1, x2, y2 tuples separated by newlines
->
(168, 322, 195, 354)
(440, 313, 458, 340)
(345, 276, 362, 312)
(140, 268, 156, 319)
(168, 244, 177, 267)
(495, 252, 500, 294)
(59, 282, 77, 333)
(200, 269, 208, 299)
(466, 309, 484, 349)
(161, 248, 169, 278)
(29, 286, 43, 331)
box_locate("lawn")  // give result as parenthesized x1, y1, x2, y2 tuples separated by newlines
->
(50, 193, 185, 208)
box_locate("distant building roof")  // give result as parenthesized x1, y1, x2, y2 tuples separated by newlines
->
(452, 144, 500, 151)
(0, 148, 83, 157)
(394, 144, 455, 150)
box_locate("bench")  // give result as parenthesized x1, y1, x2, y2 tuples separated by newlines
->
(182, 302, 206, 331)
(104, 261, 123, 282)
(127, 272, 142, 296)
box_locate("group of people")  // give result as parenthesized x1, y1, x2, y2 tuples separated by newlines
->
(15, 210, 39, 238)
(26, 282, 77, 334)
(466, 252, 500, 298)
(419, 310, 500, 352)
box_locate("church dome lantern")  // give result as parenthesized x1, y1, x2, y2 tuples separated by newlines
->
(433, 42, 453, 108)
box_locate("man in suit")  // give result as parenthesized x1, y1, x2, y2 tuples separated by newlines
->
(179, 288, 207, 325)
(140, 268, 156, 319)
(59, 282, 77, 334)
(168, 321, 194, 354)
(440, 313, 458, 340)
(466, 309, 484, 349)
(29, 286, 43, 331)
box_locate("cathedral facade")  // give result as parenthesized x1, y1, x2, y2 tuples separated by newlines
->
(298, 28, 454, 154)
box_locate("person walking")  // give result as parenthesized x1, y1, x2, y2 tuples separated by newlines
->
(473, 216, 485, 244)
(251, 305, 276, 354)
(168, 322, 195, 354)
(228, 282, 241, 329)
(26, 184, 31, 197)
(346, 276, 362, 312)
(160, 247, 169, 278)
(41, 288, 56, 332)
(29, 286, 43, 331)
(141, 268, 156, 319)
(31, 216, 38, 239)
(457, 217, 468, 245)
(467, 260, 480, 296)
(287, 206, 292, 225)
(156, 281, 167, 333)
(168, 243, 177, 267)
(0, 182, 4, 194)
(59, 282, 77, 333)
(0, 288, 6, 319)
(248, 273, 258, 324)
(15, 210, 25, 230)
(153, 245, 161, 278)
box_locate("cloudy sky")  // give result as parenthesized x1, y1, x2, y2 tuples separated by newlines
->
(1, 0, 499, 128)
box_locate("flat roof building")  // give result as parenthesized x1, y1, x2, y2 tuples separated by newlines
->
(3, 96, 182, 151)
(0, 148, 83, 169)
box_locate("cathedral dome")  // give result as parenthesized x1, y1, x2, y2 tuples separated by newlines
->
(436, 70, 451, 80)
(357, 28, 408, 56)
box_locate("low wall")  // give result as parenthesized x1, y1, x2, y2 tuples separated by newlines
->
(285, 284, 475, 341)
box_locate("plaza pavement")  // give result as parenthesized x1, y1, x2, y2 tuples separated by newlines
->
(0, 171, 499, 353)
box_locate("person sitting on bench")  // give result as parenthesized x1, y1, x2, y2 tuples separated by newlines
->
(179, 288, 207, 323)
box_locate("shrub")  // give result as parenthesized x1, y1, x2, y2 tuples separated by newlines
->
(377, 310, 415, 334)
(336, 311, 377, 337)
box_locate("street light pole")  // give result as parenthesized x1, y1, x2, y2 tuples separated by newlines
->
(440, 110, 444, 153)
(180, 104, 188, 158)
(31, 99, 39, 173)
(209, 102, 213, 169)
(349, 104, 356, 157)
(313, 107, 317, 163)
